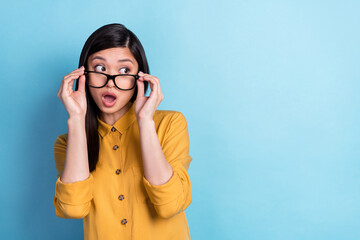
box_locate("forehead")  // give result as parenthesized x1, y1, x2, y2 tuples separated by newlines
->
(88, 47, 137, 65)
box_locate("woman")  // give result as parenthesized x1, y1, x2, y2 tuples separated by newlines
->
(53, 23, 192, 240)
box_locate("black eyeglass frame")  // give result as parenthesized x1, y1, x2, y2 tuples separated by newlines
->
(84, 70, 139, 91)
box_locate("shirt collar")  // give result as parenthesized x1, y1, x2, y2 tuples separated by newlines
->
(97, 103, 136, 137)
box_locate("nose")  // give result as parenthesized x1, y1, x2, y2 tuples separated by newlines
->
(106, 77, 116, 88)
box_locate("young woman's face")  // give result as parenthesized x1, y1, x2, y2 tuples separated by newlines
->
(87, 47, 139, 116)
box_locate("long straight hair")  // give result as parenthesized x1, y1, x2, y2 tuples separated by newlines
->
(74, 23, 149, 172)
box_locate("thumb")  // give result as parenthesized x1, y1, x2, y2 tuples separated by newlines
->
(78, 74, 86, 93)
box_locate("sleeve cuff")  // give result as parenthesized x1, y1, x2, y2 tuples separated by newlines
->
(55, 174, 94, 205)
(142, 170, 183, 206)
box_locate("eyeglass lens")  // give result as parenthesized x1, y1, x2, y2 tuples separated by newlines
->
(87, 72, 135, 89)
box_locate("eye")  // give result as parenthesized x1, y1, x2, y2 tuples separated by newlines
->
(119, 67, 129, 74)
(94, 65, 105, 72)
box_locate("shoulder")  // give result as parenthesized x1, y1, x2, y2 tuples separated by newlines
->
(153, 110, 189, 140)
(153, 109, 188, 127)
(54, 133, 68, 149)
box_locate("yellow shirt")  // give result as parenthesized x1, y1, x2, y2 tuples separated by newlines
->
(53, 103, 192, 240)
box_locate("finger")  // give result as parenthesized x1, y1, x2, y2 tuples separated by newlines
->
(77, 74, 86, 93)
(147, 82, 159, 107)
(138, 74, 151, 96)
(57, 85, 62, 98)
(142, 75, 159, 97)
(138, 74, 162, 110)
(155, 77, 164, 101)
(58, 74, 68, 99)
(142, 74, 160, 89)
(71, 67, 84, 74)
(62, 77, 76, 94)
(138, 72, 163, 104)
(63, 68, 84, 82)
(63, 69, 83, 81)
(153, 76, 162, 100)
(74, 66, 85, 73)
(65, 77, 75, 96)
(63, 73, 85, 91)
(145, 75, 163, 103)
(58, 67, 84, 100)
(58, 78, 64, 98)
(136, 78, 145, 99)
(63, 74, 81, 96)
(64, 71, 84, 80)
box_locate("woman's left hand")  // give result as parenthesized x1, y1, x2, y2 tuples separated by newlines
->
(134, 71, 164, 122)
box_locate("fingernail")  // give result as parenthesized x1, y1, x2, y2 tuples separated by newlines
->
(139, 71, 143, 75)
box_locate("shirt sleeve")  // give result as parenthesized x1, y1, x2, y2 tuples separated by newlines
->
(53, 134, 93, 219)
(142, 112, 192, 219)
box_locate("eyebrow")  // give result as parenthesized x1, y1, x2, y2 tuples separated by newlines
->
(90, 56, 134, 64)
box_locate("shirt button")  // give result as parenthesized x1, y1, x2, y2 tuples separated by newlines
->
(118, 194, 125, 200)
(111, 127, 116, 132)
(115, 169, 121, 175)
(121, 219, 127, 225)
(113, 145, 119, 150)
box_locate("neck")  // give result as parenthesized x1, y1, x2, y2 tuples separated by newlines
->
(99, 101, 132, 125)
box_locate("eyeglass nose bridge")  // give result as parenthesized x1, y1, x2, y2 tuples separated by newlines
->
(105, 75, 117, 85)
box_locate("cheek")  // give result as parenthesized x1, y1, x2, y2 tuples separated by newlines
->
(89, 88, 101, 102)
(128, 88, 136, 99)
(119, 88, 136, 98)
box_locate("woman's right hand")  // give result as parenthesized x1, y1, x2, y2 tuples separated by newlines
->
(57, 66, 87, 118)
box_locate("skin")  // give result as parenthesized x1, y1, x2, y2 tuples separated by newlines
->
(57, 47, 172, 185)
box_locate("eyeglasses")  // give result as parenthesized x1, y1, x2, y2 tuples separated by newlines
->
(84, 70, 139, 91)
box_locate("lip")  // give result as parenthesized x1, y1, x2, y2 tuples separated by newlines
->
(102, 91, 117, 98)
(102, 91, 117, 107)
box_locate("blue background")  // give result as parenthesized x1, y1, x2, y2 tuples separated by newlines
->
(1, 0, 359, 239)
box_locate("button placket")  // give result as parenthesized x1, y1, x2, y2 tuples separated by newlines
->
(111, 129, 127, 226)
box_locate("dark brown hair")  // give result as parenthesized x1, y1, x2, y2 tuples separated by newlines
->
(74, 23, 149, 172)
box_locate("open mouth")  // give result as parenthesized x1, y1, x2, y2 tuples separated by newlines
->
(104, 95, 116, 102)
(102, 92, 117, 107)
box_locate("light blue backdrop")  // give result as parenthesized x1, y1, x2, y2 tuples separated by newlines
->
(0, 0, 359, 239)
